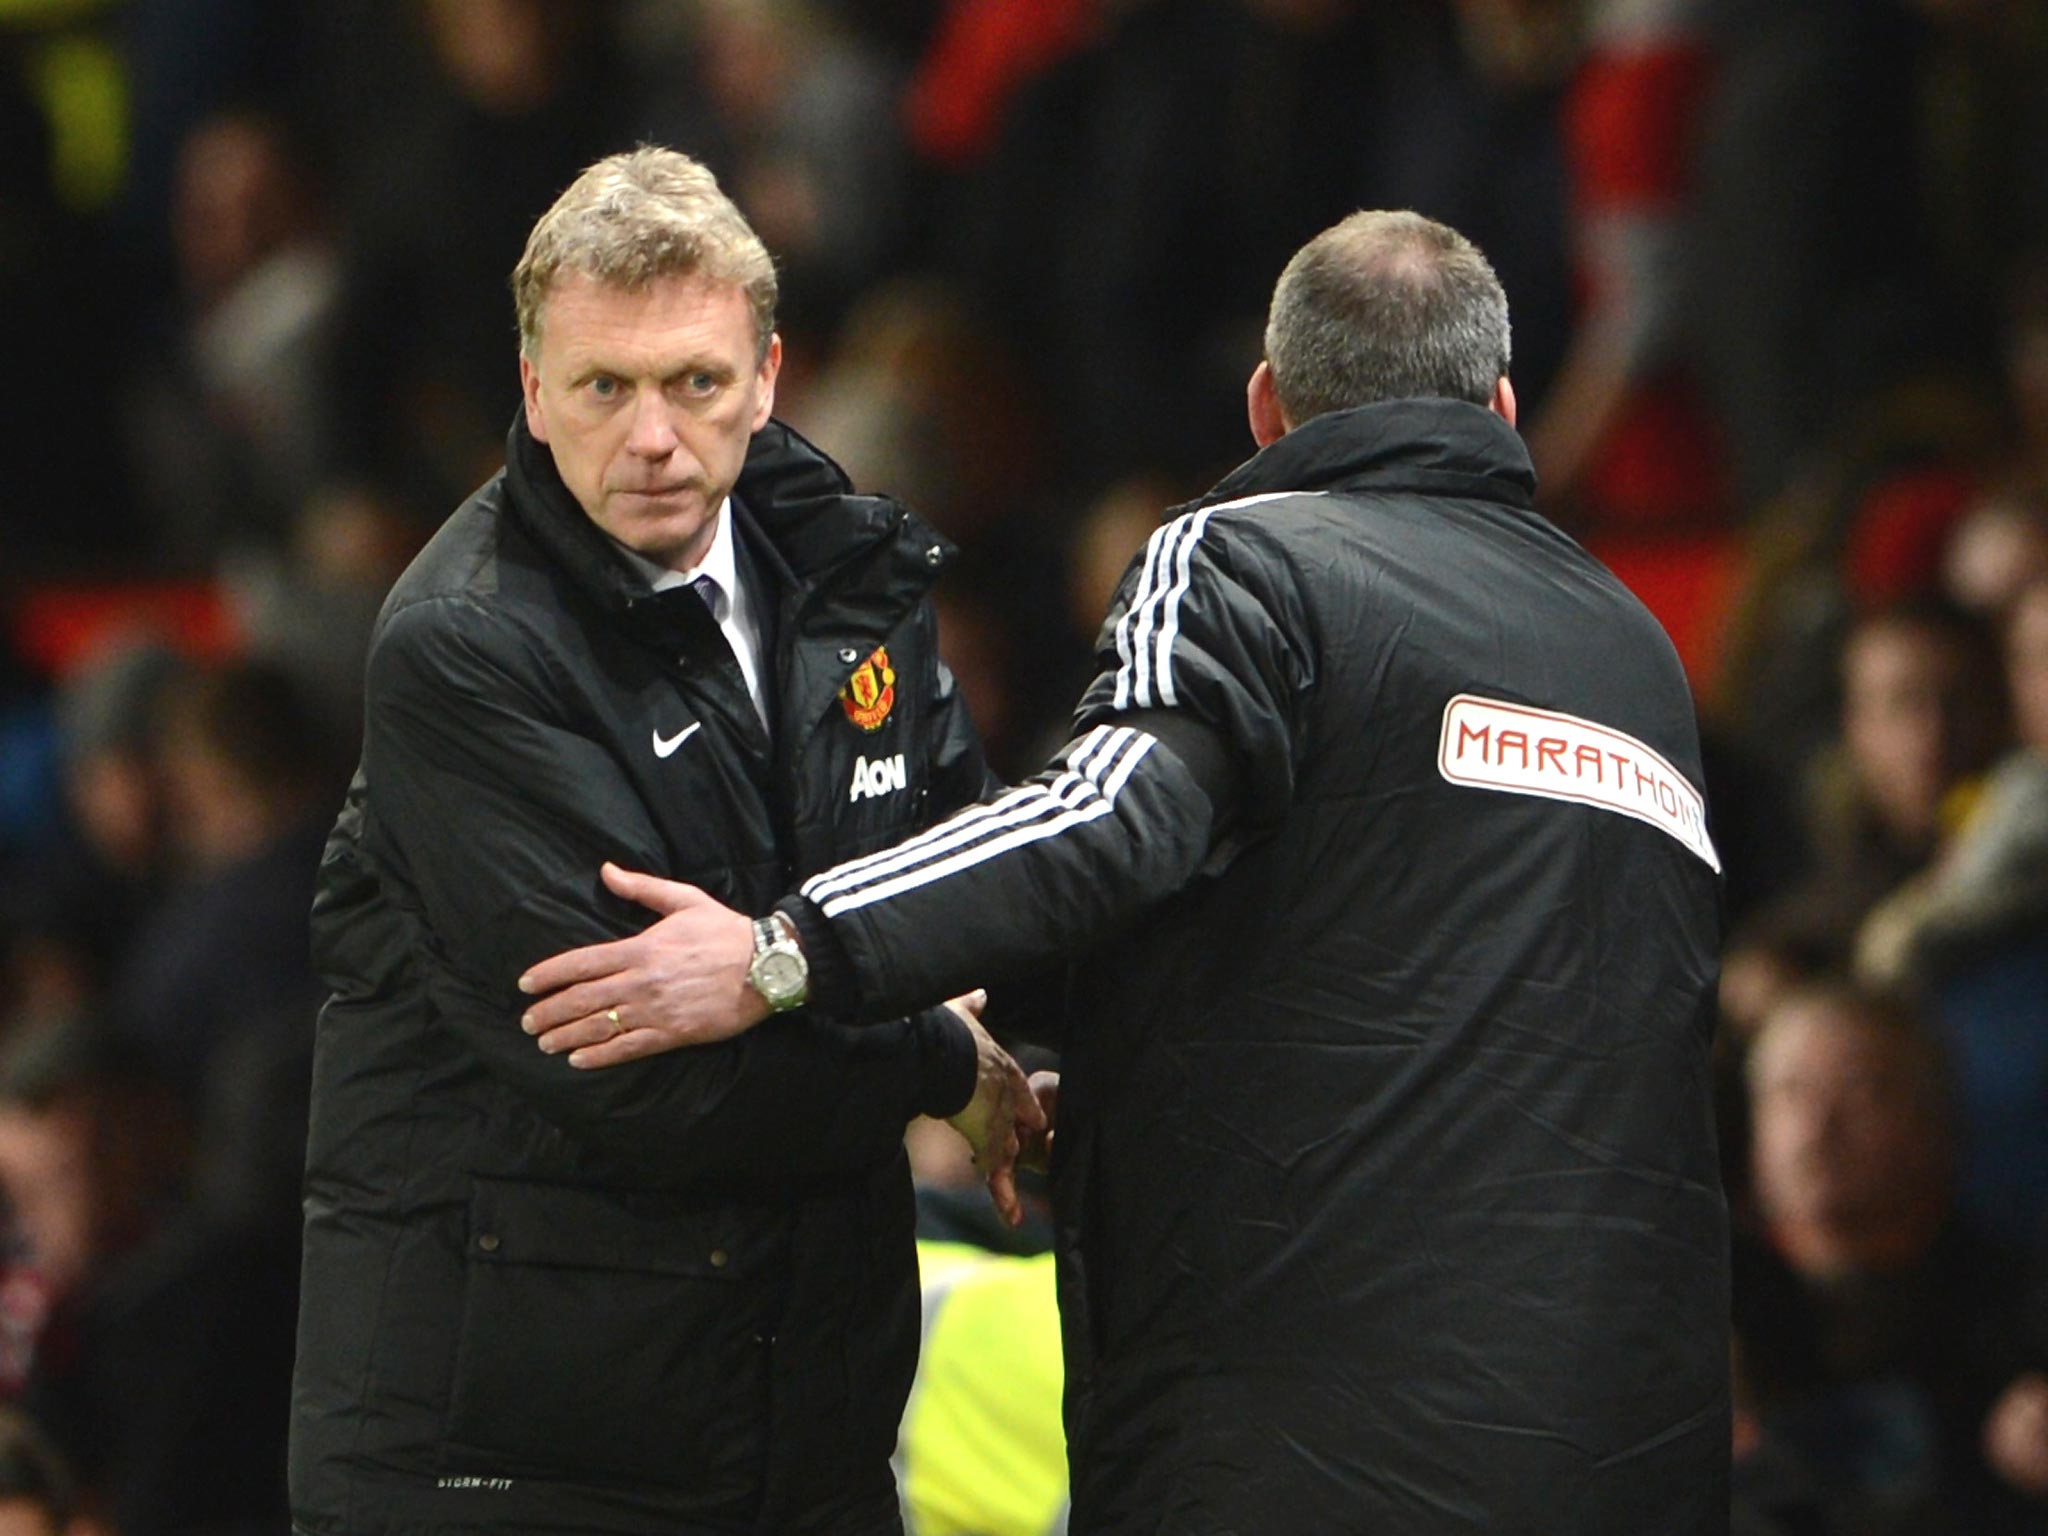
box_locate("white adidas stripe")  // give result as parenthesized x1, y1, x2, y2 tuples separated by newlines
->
(803, 728, 1122, 904)
(1096, 728, 1152, 801)
(1112, 520, 1185, 710)
(1110, 533, 1169, 707)
(1150, 509, 1213, 708)
(805, 775, 1094, 906)
(805, 729, 1155, 913)
(806, 729, 1145, 905)
(817, 735, 1159, 918)
(1116, 497, 1323, 710)
(1067, 723, 1132, 778)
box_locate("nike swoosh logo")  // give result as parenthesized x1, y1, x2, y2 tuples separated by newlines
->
(652, 722, 702, 759)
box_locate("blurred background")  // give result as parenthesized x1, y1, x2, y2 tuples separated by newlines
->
(0, 0, 2046, 1532)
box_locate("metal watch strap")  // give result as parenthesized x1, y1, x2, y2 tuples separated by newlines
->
(748, 912, 808, 1011)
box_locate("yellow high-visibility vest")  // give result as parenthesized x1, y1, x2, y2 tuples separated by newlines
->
(897, 1241, 1069, 1536)
(1, 0, 125, 211)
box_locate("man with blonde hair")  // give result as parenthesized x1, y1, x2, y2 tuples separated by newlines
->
(290, 146, 1035, 1536)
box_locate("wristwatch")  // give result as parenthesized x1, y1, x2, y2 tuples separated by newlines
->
(747, 912, 809, 1012)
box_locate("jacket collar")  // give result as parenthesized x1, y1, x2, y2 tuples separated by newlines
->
(500, 413, 955, 653)
(1197, 398, 1539, 513)
(502, 409, 651, 617)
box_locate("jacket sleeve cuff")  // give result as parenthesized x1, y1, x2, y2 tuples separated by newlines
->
(776, 896, 974, 1118)
(910, 1005, 978, 1119)
(777, 894, 862, 1018)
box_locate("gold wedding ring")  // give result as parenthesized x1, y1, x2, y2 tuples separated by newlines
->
(605, 1007, 624, 1034)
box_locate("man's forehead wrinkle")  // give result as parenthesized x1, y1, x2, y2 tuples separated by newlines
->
(542, 286, 752, 379)
(559, 335, 721, 377)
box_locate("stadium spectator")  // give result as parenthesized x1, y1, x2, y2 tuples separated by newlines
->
(50, 642, 185, 902)
(1943, 488, 2048, 622)
(1858, 580, 2048, 990)
(679, 0, 914, 340)
(791, 277, 1043, 547)
(107, 659, 334, 1109)
(1708, 381, 2005, 785)
(1744, 980, 2047, 1530)
(1786, 600, 2007, 948)
(125, 108, 342, 563)
(221, 481, 426, 742)
(0, 640, 195, 1011)
(0, 1018, 294, 1536)
(951, 0, 1407, 493)
(1852, 578, 2048, 1254)
(320, 0, 642, 513)
(1526, 0, 1726, 533)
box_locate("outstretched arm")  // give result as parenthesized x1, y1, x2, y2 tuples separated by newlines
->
(524, 503, 1304, 1054)
(515, 861, 1045, 1220)
(522, 704, 1242, 1045)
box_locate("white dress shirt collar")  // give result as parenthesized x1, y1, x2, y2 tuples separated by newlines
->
(607, 499, 770, 727)
(611, 497, 742, 611)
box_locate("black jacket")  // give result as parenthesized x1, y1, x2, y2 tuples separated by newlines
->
(291, 419, 988, 1536)
(790, 401, 1730, 1533)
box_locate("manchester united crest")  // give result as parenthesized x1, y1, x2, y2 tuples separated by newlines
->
(839, 646, 897, 731)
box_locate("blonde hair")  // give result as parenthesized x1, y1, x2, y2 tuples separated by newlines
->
(511, 146, 777, 359)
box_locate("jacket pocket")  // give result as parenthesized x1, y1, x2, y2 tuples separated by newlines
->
(442, 1176, 776, 1492)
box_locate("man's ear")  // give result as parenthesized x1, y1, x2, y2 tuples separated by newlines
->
(520, 355, 549, 443)
(1489, 375, 1517, 428)
(1247, 361, 1290, 448)
(751, 333, 784, 432)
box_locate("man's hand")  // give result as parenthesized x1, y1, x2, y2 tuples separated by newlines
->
(520, 863, 767, 1067)
(943, 993, 1047, 1228)
(1019, 1070, 1059, 1173)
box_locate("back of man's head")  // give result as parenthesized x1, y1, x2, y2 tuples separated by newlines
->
(511, 145, 778, 362)
(1262, 210, 1511, 425)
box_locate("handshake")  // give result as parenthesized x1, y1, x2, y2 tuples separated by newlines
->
(518, 862, 1055, 1225)
(941, 989, 1056, 1227)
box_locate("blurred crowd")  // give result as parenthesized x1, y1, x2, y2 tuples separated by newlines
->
(1, 0, 2047, 1532)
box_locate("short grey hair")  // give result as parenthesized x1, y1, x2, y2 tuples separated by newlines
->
(511, 146, 777, 360)
(1263, 210, 1511, 423)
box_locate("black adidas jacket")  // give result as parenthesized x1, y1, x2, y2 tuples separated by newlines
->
(787, 400, 1731, 1535)
(291, 419, 987, 1536)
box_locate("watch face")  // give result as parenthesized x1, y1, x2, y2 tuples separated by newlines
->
(754, 950, 805, 1002)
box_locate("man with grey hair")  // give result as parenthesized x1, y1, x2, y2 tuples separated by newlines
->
(289, 146, 1036, 1536)
(1261, 209, 1514, 418)
(523, 209, 1730, 1531)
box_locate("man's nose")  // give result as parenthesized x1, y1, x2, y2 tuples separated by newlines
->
(624, 393, 680, 459)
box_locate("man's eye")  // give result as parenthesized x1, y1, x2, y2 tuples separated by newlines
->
(588, 376, 619, 399)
